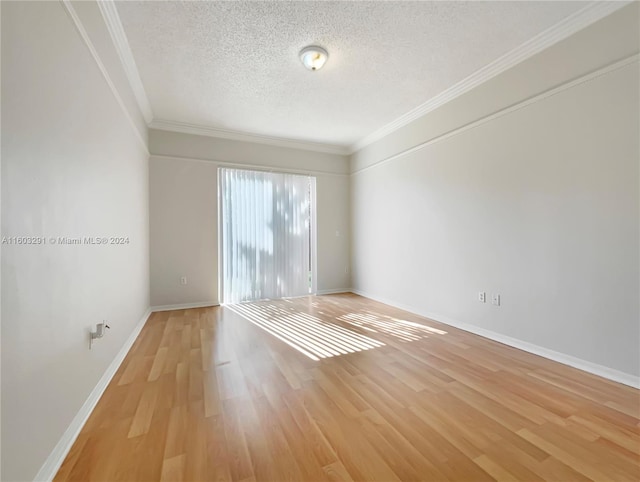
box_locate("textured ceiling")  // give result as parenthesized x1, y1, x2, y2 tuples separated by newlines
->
(116, 1, 590, 147)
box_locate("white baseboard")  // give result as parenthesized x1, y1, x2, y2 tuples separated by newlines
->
(351, 289, 640, 389)
(315, 289, 352, 295)
(34, 308, 152, 482)
(151, 301, 219, 312)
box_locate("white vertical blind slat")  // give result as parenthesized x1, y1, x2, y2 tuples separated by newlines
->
(220, 168, 312, 304)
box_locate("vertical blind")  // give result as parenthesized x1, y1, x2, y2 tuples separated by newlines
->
(220, 168, 313, 303)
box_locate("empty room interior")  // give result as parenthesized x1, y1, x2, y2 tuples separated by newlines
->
(2, 1, 639, 481)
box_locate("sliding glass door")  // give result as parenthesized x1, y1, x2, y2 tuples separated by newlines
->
(219, 168, 316, 303)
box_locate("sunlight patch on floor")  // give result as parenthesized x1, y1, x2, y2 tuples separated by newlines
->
(337, 311, 447, 342)
(228, 302, 385, 361)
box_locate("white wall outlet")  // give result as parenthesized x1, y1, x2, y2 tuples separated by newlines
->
(478, 292, 486, 303)
(492, 294, 500, 306)
(180, 276, 187, 285)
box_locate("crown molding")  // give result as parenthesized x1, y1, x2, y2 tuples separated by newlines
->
(60, 0, 148, 154)
(149, 119, 350, 156)
(149, 153, 350, 177)
(97, 0, 154, 124)
(351, 54, 639, 175)
(349, 0, 632, 154)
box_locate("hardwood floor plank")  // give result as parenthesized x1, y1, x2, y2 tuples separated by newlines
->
(164, 404, 188, 459)
(204, 414, 233, 482)
(128, 381, 160, 438)
(160, 454, 186, 482)
(280, 390, 338, 468)
(184, 402, 209, 482)
(473, 454, 520, 482)
(148, 346, 169, 382)
(221, 398, 255, 482)
(322, 461, 353, 482)
(518, 427, 619, 481)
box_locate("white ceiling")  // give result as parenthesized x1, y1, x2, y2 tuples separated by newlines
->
(116, 1, 592, 149)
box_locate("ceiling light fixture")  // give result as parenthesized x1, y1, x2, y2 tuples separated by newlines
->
(299, 46, 329, 71)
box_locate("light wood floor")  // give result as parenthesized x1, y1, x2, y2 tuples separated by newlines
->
(55, 294, 640, 481)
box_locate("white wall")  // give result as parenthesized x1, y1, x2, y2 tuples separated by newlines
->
(1, 2, 150, 480)
(149, 131, 350, 307)
(315, 173, 351, 293)
(351, 5, 640, 381)
(150, 157, 218, 307)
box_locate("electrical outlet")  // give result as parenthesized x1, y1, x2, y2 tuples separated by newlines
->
(180, 276, 187, 285)
(478, 292, 486, 303)
(492, 294, 500, 306)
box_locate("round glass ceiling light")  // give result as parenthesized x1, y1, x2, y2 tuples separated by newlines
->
(300, 46, 329, 71)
